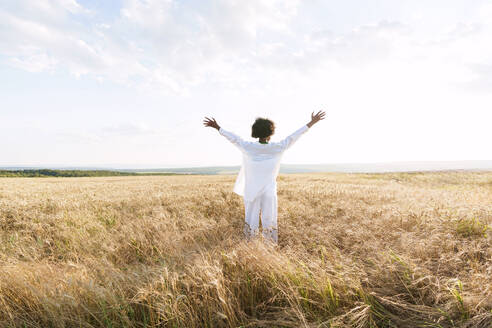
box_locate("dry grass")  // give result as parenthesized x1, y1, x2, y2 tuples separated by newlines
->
(0, 172, 491, 327)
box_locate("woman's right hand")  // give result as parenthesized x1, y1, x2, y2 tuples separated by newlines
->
(307, 110, 326, 128)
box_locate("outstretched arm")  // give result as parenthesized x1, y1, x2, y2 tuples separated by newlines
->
(279, 110, 326, 150)
(203, 117, 246, 150)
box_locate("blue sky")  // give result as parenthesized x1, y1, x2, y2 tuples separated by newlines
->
(1, 0, 491, 168)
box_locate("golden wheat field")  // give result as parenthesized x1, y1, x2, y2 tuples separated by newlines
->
(0, 172, 491, 328)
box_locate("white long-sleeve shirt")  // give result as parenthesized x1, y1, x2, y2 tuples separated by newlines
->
(219, 125, 309, 202)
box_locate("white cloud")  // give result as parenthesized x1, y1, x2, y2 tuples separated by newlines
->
(9, 52, 58, 72)
(1, 0, 492, 97)
(0, 0, 303, 93)
(120, 0, 174, 29)
(56, 0, 87, 14)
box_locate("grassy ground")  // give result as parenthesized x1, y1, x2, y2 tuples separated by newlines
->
(0, 172, 491, 327)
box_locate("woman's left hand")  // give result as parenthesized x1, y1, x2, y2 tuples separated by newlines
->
(203, 117, 221, 130)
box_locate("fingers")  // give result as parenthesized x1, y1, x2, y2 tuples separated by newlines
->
(311, 110, 326, 122)
(203, 117, 212, 126)
(203, 117, 216, 123)
(203, 116, 219, 128)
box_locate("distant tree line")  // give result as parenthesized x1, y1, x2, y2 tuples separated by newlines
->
(0, 169, 140, 177)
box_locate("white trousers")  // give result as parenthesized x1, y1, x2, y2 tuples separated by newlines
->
(243, 183, 278, 243)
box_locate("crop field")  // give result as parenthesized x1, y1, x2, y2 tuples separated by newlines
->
(0, 172, 491, 327)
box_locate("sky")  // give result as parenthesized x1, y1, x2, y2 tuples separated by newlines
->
(0, 0, 491, 168)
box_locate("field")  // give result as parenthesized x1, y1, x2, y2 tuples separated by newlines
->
(0, 172, 491, 328)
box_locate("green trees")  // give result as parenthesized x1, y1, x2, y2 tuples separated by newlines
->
(0, 169, 138, 177)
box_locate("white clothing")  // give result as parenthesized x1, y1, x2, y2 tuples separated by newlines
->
(244, 182, 278, 242)
(219, 124, 309, 242)
(219, 124, 309, 202)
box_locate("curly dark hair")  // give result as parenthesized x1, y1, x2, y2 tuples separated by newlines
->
(251, 118, 275, 139)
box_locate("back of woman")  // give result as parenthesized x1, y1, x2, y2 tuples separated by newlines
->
(203, 111, 326, 243)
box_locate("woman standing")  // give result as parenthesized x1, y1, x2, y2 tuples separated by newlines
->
(203, 111, 326, 243)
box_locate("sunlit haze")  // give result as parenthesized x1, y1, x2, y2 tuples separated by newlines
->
(1, 0, 491, 168)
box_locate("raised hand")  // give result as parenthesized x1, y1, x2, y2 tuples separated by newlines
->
(307, 110, 326, 128)
(203, 117, 221, 130)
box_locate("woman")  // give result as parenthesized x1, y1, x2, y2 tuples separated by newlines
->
(203, 111, 326, 243)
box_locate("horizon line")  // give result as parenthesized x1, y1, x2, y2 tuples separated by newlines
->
(1, 160, 492, 171)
